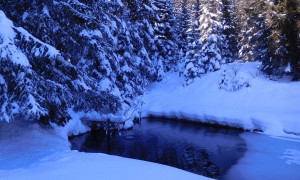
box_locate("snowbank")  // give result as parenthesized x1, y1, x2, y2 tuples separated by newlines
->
(0, 120, 210, 180)
(0, 151, 209, 180)
(143, 62, 300, 137)
(53, 108, 135, 140)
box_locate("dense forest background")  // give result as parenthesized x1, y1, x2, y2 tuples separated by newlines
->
(0, 0, 299, 125)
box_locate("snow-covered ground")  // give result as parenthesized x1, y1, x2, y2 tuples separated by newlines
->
(0, 120, 210, 180)
(223, 133, 300, 180)
(143, 62, 300, 137)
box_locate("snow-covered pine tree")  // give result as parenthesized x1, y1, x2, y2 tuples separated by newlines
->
(285, 0, 300, 79)
(0, 10, 114, 125)
(186, 0, 201, 43)
(183, 0, 202, 83)
(153, 0, 179, 72)
(183, 39, 204, 85)
(235, 0, 270, 63)
(198, 0, 223, 72)
(261, 0, 300, 78)
(174, 0, 191, 55)
(236, 0, 257, 62)
(0, 1, 123, 124)
(123, 0, 157, 81)
(260, 0, 288, 75)
(221, 0, 239, 63)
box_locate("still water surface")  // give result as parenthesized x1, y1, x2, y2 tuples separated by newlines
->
(69, 118, 247, 179)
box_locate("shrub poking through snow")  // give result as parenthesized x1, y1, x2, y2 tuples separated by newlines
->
(219, 65, 251, 91)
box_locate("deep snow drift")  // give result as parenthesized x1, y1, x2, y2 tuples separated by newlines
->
(0, 120, 210, 180)
(143, 62, 300, 137)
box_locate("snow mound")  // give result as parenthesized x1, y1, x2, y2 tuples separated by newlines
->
(143, 62, 300, 137)
(219, 65, 252, 91)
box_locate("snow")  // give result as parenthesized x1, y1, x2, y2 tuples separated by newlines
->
(143, 62, 300, 138)
(16, 27, 60, 58)
(0, 151, 208, 180)
(26, 94, 47, 115)
(79, 29, 103, 39)
(102, 24, 117, 44)
(0, 11, 16, 45)
(282, 149, 300, 165)
(0, 10, 60, 66)
(99, 78, 112, 91)
(223, 133, 300, 180)
(0, 11, 30, 66)
(0, 102, 9, 122)
(22, 12, 29, 21)
(42, 6, 50, 17)
(58, 108, 134, 134)
(0, 119, 210, 180)
(116, 0, 124, 7)
(0, 75, 5, 85)
(123, 120, 134, 129)
(284, 63, 291, 73)
(73, 79, 91, 91)
(53, 109, 90, 139)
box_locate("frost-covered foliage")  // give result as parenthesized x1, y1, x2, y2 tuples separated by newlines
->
(184, 40, 204, 85)
(184, 0, 224, 84)
(221, 0, 239, 63)
(153, 0, 179, 73)
(0, 10, 120, 124)
(0, 0, 175, 125)
(236, 0, 300, 78)
(198, 0, 223, 70)
(174, 0, 191, 56)
(219, 66, 251, 91)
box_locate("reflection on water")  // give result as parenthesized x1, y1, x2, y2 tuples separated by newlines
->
(69, 118, 247, 178)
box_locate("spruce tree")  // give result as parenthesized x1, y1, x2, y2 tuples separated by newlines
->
(198, 0, 223, 71)
(221, 0, 239, 63)
(153, 0, 179, 72)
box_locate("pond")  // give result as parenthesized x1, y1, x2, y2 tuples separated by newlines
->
(70, 118, 300, 179)
(69, 118, 247, 179)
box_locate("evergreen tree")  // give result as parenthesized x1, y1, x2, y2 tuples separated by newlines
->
(153, 0, 179, 72)
(261, 0, 288, 75)
(184, 0, 224, 85)
(198, 0, 223, 71)
(236, 0, 268, 62)
(261, 0, 300, 77)
(221, 0, 239, 63)
(183, 0, 201, 83)
(175, 0, 191, 55)
(285, 0, 300, 79)
(183, 39, 204, 85)
(187, 0, 201, 42)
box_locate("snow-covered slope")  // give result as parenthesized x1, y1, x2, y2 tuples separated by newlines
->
(143, 62, 300, 137)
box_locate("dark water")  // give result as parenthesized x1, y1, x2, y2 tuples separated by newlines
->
(69, 118, 247, 178)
